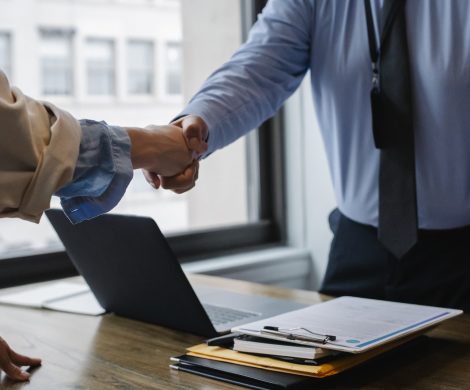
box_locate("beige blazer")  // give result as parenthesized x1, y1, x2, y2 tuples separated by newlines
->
(0, 71, 81, 223)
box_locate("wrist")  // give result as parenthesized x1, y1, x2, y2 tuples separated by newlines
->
(125, 127, 156, 170)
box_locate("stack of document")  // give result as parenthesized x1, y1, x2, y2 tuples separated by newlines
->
(171, 296, 462, 389)
(233, 335, 336, 362)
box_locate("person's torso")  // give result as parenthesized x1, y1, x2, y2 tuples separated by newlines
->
(308, 0, 470, 229)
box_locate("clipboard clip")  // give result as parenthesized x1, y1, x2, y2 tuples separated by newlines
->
(261, 326, 337, 345)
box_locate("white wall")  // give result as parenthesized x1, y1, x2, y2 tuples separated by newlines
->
(284, 74, 336, 289)
(181, 0, 249, 230)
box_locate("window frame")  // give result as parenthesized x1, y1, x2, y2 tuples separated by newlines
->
(0, 0, 287, 288)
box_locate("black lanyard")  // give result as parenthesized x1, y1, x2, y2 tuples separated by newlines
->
(364, 0, 406, 148)
(364, 0, 404, 90)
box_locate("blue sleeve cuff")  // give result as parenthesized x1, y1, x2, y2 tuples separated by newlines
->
(55, 120, 133, 224)
(177, 98, 254, 159)
(177, 98, 235, 159)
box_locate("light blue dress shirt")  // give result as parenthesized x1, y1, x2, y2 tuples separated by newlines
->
(181, 0, 470, 230)
(55, 120, 133, 224)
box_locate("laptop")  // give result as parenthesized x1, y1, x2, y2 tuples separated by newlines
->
(46, 209, 305, 337)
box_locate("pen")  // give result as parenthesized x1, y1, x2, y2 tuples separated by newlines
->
(205, 332, 241, 347)
(262, 326, 337, 344)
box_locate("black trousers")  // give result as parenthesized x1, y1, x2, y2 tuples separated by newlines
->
(320, 209, 470, 312)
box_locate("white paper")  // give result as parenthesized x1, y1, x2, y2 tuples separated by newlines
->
(0, 282, 89, 308)
(0, 282, 104, 316)
(233, 296, 463, 353)
(44, 290, 105, 316)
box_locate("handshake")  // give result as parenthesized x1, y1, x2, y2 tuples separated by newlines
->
(126, 115, 208, 194)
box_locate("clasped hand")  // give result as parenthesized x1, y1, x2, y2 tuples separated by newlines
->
(139, 115, 208, 193)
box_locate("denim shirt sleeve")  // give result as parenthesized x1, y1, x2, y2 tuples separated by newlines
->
(54, 119, 133, 224)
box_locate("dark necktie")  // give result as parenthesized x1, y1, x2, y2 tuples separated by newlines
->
(366, 0, 418, 258)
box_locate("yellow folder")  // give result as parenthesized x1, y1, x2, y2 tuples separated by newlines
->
(187, 331, 425, 378)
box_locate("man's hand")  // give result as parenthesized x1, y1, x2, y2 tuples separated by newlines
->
(126, 124, 197, 189)
(172, 115, 208, 155)
(144, 115, 208, 193)
(0, 336, 41, 381)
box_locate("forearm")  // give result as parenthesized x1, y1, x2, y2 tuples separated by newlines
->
(179, 0, 312, 155)
(0, 70, 192, 225)
(126, 127, 160, 170)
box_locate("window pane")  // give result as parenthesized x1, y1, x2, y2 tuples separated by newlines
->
(0, 0, 254, 259)
(128, 40, 154, 95)
(0, 33, 11, 79)
(165, 42, 182, 95)
(40, 30, 73, 95)
(86, 39, 115, 95)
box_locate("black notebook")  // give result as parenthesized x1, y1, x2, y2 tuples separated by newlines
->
(170, 354, 316, 390)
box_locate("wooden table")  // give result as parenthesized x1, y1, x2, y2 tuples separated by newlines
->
(0, 274, 468, 389)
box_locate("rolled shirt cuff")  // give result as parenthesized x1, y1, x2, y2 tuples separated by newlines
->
(56, 121, 133, 224)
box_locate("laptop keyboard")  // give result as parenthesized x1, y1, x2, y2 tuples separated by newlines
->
(203, 303, 260, 326)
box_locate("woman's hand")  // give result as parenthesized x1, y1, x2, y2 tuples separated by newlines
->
(0, 336, 41, 381)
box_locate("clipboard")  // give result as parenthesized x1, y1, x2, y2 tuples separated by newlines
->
(232, 296, 462, 353)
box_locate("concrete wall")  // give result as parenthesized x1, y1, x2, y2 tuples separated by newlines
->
(180, 0, 249, 230)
